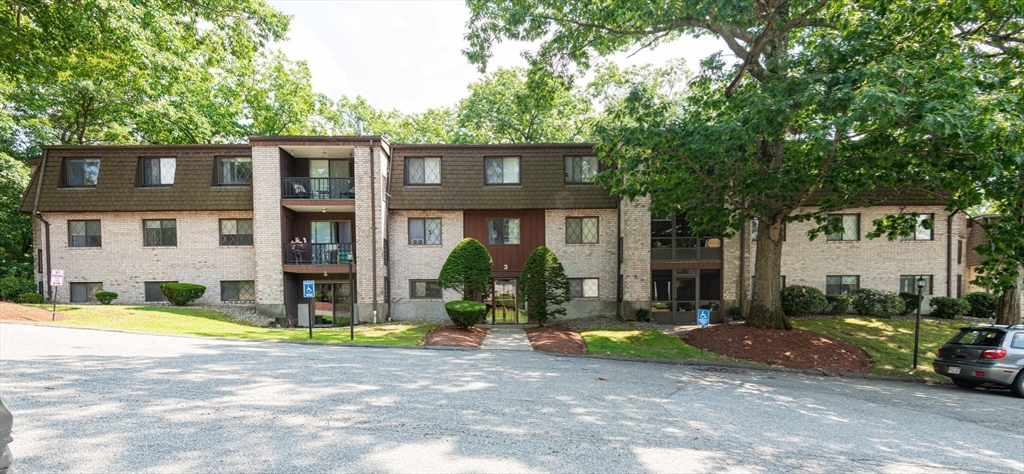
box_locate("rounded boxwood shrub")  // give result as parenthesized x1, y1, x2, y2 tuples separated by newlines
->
(728, 306, 744, 320)
(445, 300, 487, 328)
(520, 246, 571, 325)
(18, 292, 43, 304)
(94, 291, 118, 305)
(965, 292, 998, 319)
(898, 291, 923, 316)
(780, 285, 827, 317)
(161, 283, 206, 306)
(824, 295, 851, 315)
(437, 238, 493, 300)
(635, 308, 650, 322)
(929, 297, 971, 319)
(851, 288, 905, 318)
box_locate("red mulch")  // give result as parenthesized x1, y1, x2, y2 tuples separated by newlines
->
(0, 302, 66, 322)
(681, 322, 873, 373)
(422, 325, 487, 348)
(525, 326, 588, 354)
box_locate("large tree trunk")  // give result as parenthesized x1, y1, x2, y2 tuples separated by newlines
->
(995, 273, 1022, 325)
(747, 218, 792, 330)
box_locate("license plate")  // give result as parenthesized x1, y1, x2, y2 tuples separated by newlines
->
(948, 366, 961, 375)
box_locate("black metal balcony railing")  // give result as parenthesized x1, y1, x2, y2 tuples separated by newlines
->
(283, 242, 355, 265)
(282, 177, 355, 199)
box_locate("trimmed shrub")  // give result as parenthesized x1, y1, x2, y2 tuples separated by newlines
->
(18, 292, 43, 304)
(929, 297, 971, 320)
(728, 306, 744, 321)
(824, 295, 851, 315)
(851, 289, 905, 318)
(437, 238, 493, 299)
(0, 276, 36, 301)
(161, 283, 206, 306)
(780, 285, 827, 317)
(445, 300, 487, 328)
(899, 292, 923, 316)
(95, 291, 118, 305)
(636, 308, 650, 322)
(965, 292, 999, 319)
(519, 246, 571, 325)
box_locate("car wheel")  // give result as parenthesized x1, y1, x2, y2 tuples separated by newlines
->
(951, 378, 978, 389)
(1010, 373, 1024, 399)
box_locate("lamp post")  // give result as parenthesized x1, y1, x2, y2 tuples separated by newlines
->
(912, 276, 926, 370)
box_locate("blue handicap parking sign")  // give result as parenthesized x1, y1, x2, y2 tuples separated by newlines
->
(303, 280, 315, 298)
(697, 309, 710, 327)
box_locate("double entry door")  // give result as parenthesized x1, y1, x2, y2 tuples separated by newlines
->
(309, 159, 352, 198)
(313, 282, 351, 326)
(310, 221, 352, 264)
(651, 269, 722, 325)
(488, 279, 527, 324)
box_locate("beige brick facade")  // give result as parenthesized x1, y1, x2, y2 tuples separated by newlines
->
(353, 145, 389, 320)
(388, 210, 464, 320)
(251, 145, 284, 316)
(545, 209, 618, 318)
(34, 211, 255, 304)
(620, 196, 651, 315)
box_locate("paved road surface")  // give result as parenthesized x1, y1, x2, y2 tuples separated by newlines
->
(1, 323, 1022, 473)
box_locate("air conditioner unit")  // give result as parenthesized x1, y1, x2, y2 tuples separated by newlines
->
(412, 239, 425, 245)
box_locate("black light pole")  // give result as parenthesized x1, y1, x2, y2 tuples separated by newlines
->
(912, 276, 926, 370)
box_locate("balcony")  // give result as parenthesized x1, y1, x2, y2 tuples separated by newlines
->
(282, 177, 355, 200)
(283, 242, 354, 266)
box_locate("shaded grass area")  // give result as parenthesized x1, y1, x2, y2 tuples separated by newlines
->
(792, 318, 963, 379)
(26, 304, 436, 346)
(580, 329, 741, 363)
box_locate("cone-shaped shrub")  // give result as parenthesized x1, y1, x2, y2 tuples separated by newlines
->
(520, 246, 570, 325)
(437, 238, 492, 299)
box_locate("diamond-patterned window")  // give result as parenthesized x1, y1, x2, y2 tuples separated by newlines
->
(900, 214, 934, 241)
(70, 282, 103, 302)
(143, 219, 177, 247)
(406, 157, 441, 185)
(566, 217, 599, 244)
(218, 157, 252, 185)
(485, 157, 519, 184)
(66, 158, 100, 186)
(220, 219, 253, 246)
(826, 214, 860, 241)
(143, 157, 176, 185)
(569, 278, 599, 298)
(409, 218, 441, 245)
(825, 275, 859, 295)
(68, 220, 102, 247)
(410, 280, 443, 299)
(221, 280, 255, 301)
(487, 218, 520, 245)
(564, 156, 598, 183)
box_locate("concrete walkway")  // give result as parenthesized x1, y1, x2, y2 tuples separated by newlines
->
(479, 327, 534, 351)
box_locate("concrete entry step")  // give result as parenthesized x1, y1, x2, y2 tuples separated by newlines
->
(479, 327, 534, 351)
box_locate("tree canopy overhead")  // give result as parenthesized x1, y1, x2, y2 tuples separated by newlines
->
(464, 0, 1024, 328)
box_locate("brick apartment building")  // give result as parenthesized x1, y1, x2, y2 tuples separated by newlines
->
(20, 136, 968, 325)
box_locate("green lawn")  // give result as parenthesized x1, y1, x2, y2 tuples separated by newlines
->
(28, 304, 437, 346)
(580, 329, 739, 362)
(793, 318, 964, 379)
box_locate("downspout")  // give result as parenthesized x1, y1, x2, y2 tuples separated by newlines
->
(385, 144, 394, 321)
(739, 219, 746, 313)
(616, 195, 622, 321)
(947, 210, 957, 297)
(369, 139, 379, 323)
(31, 149, 52, 300)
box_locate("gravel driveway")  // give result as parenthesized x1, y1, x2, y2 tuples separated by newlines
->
(2, 323, 1022, 473)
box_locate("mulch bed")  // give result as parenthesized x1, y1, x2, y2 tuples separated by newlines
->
(682, 322, 873, 373)
(0, 302, 66, 322)
(525, 326, 587, 355)
(421, 325, 487, 348)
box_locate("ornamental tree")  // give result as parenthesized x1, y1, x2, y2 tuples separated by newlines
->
(519, 246, 571, 325)
(437, 238, 493, 300)
(464, 0, 1023, 330)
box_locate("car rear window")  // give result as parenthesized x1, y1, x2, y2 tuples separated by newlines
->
(950, 329, 1005, 347)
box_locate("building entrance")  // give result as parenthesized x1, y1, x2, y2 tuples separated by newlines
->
(651, 269, 722, 325)
(488, 279, 527, 324)
(313, 282, 351, 326)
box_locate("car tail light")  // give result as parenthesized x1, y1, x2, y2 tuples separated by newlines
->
(974, 371, 985, 377)
(980, 349, 1007, 359)
(938, 347, 947, 357)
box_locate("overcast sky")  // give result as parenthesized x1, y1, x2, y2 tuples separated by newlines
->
(268, 0, 728, 113)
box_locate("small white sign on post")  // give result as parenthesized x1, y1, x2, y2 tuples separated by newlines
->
(50, 270, 64, 286)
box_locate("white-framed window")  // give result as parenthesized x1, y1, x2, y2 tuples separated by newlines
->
(569, 278, 599, 298)
(826, 214, 860, 241)
(487, 218, 520, 245)
(825, 275, 859, 295)
(406, 157, 441, 185)
(899, 275, 933, 295)
(142, 157, 176, 185)
(409, 280, 443, 299)
(901, 214, 934, 241)
(408, 218, 441, 245)
(564, 156, 598, 183)
(484, 156, 520, 184)
(566, 217, 598, 244)
(66, 158, 100, 187)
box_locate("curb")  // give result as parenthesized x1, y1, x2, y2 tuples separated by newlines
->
(1, 321, 953, 385)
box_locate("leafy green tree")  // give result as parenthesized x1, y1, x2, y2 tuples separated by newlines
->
(0, 153, 31, 279)
(437, 238, 493, 300)
(464, 0, 1022, 330)
(519, 246, 571, 325)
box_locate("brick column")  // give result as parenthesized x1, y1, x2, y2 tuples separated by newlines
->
(353, 145, 388, 322)
(251, 145, 285, 318)
(620, 196, 651, 317)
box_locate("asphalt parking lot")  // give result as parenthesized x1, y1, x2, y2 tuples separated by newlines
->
(1, 323, 1022, 473)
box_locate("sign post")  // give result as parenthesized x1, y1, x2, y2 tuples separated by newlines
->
(697, 309, 710, 355)
(302, 280, 315, 339)
(49, 270, 64, 321)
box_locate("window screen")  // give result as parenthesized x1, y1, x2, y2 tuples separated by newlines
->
(143, 157, 176, 185)
(487, 218, 520, 245)
(569, 278, 599, 298)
